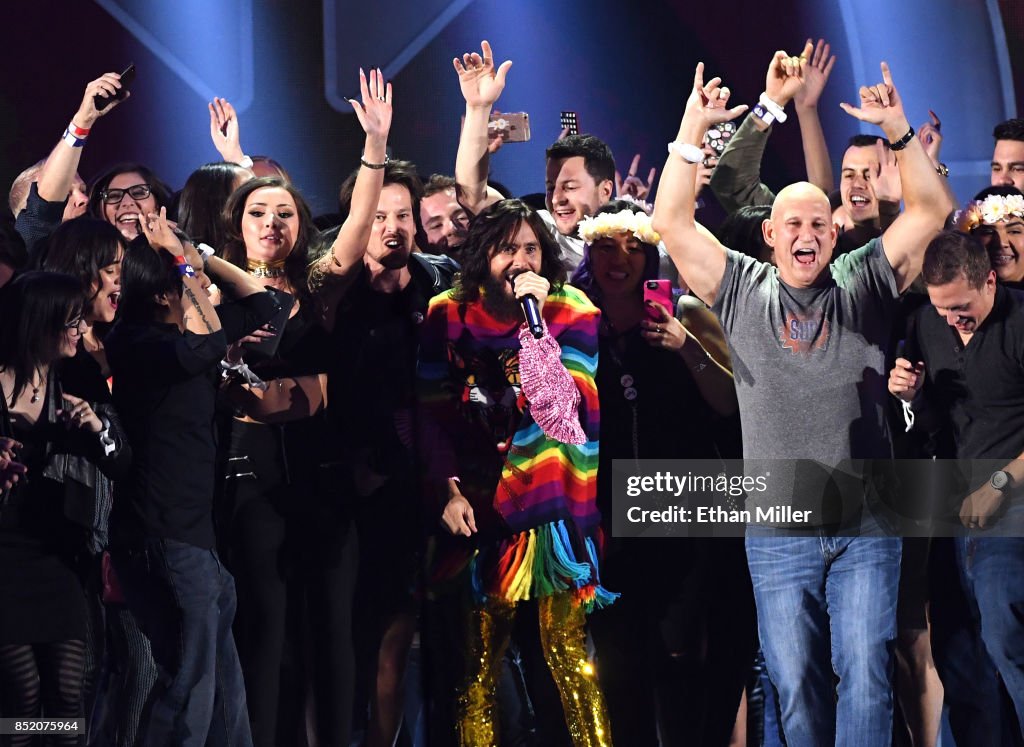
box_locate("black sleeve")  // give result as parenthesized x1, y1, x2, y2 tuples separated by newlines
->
(107, 323, 228, 380)
(14, 182, 66, 260)
(94, 401, 132, 481)
(216, 291, 281, 344)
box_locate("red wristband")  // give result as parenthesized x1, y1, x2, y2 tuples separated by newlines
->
(68, 121, 90, 138)
(174, 255, 187, 265)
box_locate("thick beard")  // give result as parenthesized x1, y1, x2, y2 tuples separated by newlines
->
(481, 274, 523, 323)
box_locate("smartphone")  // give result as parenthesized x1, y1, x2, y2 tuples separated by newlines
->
(95, 64, 136, 111)
(643, 279, 673, 320)
(242, 288, 295, 360)
(488, 111, 530, 142)
(703, 121, 736, 157)
(460, 111, 531, 143)
(560, 111, 579, 136)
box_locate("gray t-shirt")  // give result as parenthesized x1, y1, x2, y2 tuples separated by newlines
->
(712, 239, 900, 520)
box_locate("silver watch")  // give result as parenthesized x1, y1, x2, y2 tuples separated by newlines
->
(991, 470, 1014, 492)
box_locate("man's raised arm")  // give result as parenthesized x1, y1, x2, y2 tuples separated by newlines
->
(652, 63, 747, 306)
(313, 67, 392, 284)
(36, 72, 127, 206)
(453, 40, 511, 215)
(840, 62, 955, 292)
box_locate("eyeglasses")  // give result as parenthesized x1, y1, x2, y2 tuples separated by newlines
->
(100, 183, 152, 205)
(64, 317, 85, 336)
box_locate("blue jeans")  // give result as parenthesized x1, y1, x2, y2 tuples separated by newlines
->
(957, 533, 1024, 734)
(113, 539, 253, 747)
(746, 529, 901, 747)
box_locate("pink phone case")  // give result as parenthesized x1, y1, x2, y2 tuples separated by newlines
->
(643, 280, 673, 319)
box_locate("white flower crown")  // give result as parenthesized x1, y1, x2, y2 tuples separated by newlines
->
(959, 193, 1024, 231)
(577, 209, 661, 245)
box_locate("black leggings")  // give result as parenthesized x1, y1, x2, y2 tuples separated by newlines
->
(220, 420, 357, 747)
(0, 640, 85, 747)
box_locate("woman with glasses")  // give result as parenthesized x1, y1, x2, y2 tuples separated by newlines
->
(0, 271, 129, 746)
(40, 217, 159, 747)
(87, 163, 172, 242)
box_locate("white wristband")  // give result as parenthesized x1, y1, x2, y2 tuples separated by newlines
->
(667, 141, 704, 164)
(238, 155, 254, 169)
(758, 93, 787, 123)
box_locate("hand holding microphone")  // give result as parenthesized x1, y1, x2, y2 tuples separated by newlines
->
(510, 271, 549, 339)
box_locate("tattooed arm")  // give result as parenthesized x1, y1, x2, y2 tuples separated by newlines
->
(180, 278, 222, 335)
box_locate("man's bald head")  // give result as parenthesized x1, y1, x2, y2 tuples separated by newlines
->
(771, 182, 832, 221)
(765, 182, 838, 288)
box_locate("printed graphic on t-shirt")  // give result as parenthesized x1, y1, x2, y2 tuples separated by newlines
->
(779, 312, 831, 354)
(447, 342, 524, 453)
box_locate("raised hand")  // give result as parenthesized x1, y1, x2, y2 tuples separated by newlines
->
(695, 144, 717, 198)
(615, 154, 658, 201)
(453, 40, 512, 109)
(839, 62, 909, 133)
(640, 301, 688, 351)
(139, 207, 183, 255)
(209, 97, 245, 163)
(917, 110, 943, 167)
(349, 67, 393, 142)
(793, 38, 836, 110)
(74, 72, 128, 128)
(683, 63, 748, 134)
(58, 393, 104, 433)
(873, 139, 902, 203)
(765, 41, 812, 107)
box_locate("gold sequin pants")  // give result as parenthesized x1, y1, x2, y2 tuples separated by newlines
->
(456, 592, 612, 746)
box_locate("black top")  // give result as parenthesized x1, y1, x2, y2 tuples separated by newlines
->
(14, 182, 64, 260)
(596, 327, 723, 519)
(914, 284, 1024, 460)
(326, 257, 456, 476)
(106, 291, 279, 548)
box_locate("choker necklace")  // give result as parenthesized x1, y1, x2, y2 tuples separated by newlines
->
(246, 257, 287, 278)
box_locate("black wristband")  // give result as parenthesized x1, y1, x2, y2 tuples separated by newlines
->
(888, 126, 915, 151)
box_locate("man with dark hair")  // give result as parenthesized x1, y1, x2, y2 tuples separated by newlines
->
(889, 229, 1024, 738)
(991, 118, 1024, 191)
(106, 213, 278, 745)
(310, 73, 457, 746)
(417, 198, 613, 745)
(452, 41, 613, 269)
(420, 173, 469, 258)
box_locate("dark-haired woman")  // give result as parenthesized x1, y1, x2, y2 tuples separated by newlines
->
(41, 217, 158, 747)
(0, 271, 129, 746)
(216, 175, 354, 747)
(88, 163, 173, 242)
(177, 162, 254, 252)
(572, 201, 755, 746)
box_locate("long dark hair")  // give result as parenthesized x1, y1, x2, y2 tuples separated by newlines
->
(0, 271, 84, 403)
(570, 199, 661, 306)
(87, 162, 173, 220)
(40, 218, 126, 315)
(117, 236, 180, 324)
(453, 199, 566, 303)
(177, 162, 252, 250)
(221, 176, 316, 305)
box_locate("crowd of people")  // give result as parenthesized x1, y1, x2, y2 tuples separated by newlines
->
(0, 32, 1022, 747)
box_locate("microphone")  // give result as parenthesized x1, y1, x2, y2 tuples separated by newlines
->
(511, 274, 544, 339)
